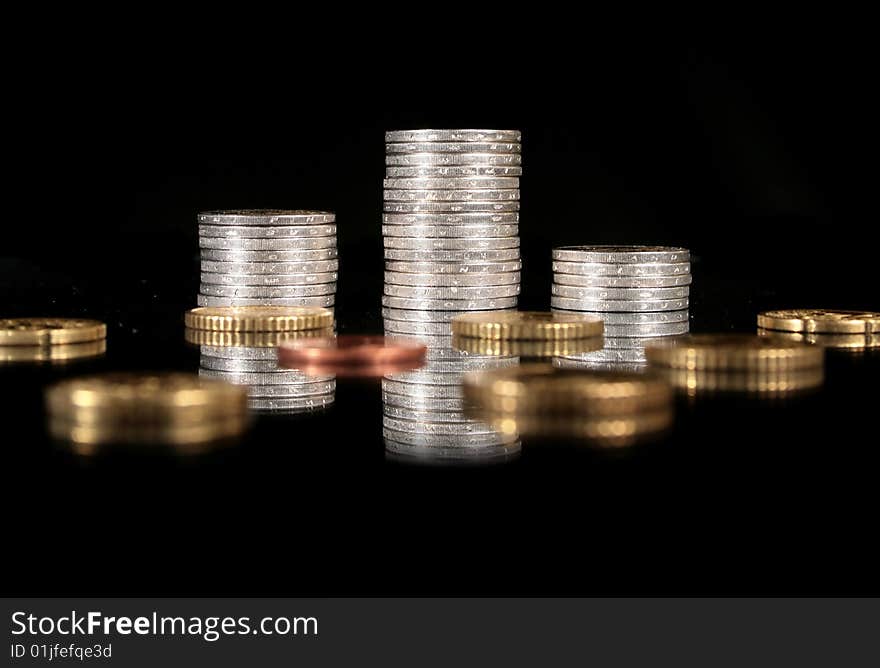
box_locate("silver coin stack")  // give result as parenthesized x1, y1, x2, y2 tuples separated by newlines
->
(198, 344, 336, 414)
(551, 245, 691, 372)
(382, 332, 521, 466)
(197, 210, 338, 309)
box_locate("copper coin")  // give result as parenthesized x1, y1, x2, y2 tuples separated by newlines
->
(279, 335, 427, 369)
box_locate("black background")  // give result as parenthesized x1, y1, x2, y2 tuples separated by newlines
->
(3, 39, 878, 595)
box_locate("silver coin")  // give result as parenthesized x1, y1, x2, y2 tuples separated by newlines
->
(199, 346, 279, 361)
(384, 439, 521, 465)
(384, 270, 520, 286)
(551, 261, 691, 277)
(386, 142, 521, 154)
(385, 249, 520, 262)
(383, 406, 475, 423)
(382, 223, 518, 238)
(384, 177, 519, 190)
(385, 260, 521, 274)
(384, 189, 519, 202)
(600, 322, 691, 337)
(200, 259, 339, 274)
(199, 369, 336, 389)
(385, 129, 521, 143)
(384, 371, 459, 388)
(552, 358, 648, 374)
(383, 212, 519, 225)
(199, 271, 338, 286)
(557, 348, 649, 364)
(200, 357, 288, 373)
(382, 378, 464, 399)
(382, 391, 467, 412)
(383, 295, 518, 310)
(382, 308, 464, 322)
(385, 166, 522, 178)
(246, 382, 337, 398)
(386, 153, 522, 166)
(200, 283, 337, 298)
(553, 310, 689, 325)
(384, 237, 519, 251)
(382, 427, 515, 448)
(553, 273, 692, 288)
(384, 320, 454, 336)
(383, 416, 500, 436)
(385, 201, 520, 213)
(420, 357, 519, 373)
(595, 336, 680, 350)
(198, 210, 335, 226)
(198, 224, 336, 239)
(199, 236, 336, 251)
(551, 284, 690, 300)
(384, 284, 519, 300)
(249, 394, 334, 413)
(201, 248, 338, 263)
(552, 246, 690, 264)
(550, 296, 689, 312)
(197, 294, 335, 308)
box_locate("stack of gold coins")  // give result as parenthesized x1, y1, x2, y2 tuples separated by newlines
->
(645, 334, 825, 397)
(757, 309, 880, 351)
(463, 364, 674, 447)
(451, 311, 604, 358)
(0, 318, 107, 364)
(184, 306, 336, 413)
(45, 373, 249, 454)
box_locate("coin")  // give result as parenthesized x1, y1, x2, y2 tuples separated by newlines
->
(200, 260, 339, 275)
(386, 142, 521, 154)
(381, 379, 464, 399)
(385, 260, 521, 274)
(382, 390, 466, 411)
(382, 223, 518, 238)
(185, 328, 334, 347)
(199, 356, 290, 373)
(551, 296, 689, 312)
(552, 285, 690, 300)
(200, 271, 339, 286)
(644, 334, 824, 371)
(382, 415, 501, 436)
(198, 224, 337, 238)
(384, 189, 520, 203)
(200, 249, 338, 263)
(249, 395, 335, 413)
(385, 284, 520, 299)
(552, 358, 649, 374)
(384, 320, 453, 336)
(552, 246, 690, 264)
(451, 311, 603, 340)
(384, 201, 520, 213)
(49, 418, 248, 451)
(198, 210, 335, 226)
(384, 270, 520, 287)
(552, 261, 690, 277)
(198, 369, 337, 390)
(385, 166, 523, 178)
(452, 335, 603, 358)
(385, 249, 520, 262)
(199, 236, 336, 251)
(0, 340, 107, 364)
(383, 212, 519, 225)
(383, 405, 485, 423)
(552, 310, 689, 325)
(553, 273, 693, 288)
(756, 309, 880, 334)
(384, 177, 519, 190)
(229, 381, 337, 399)
(199, 283, 337, 298)
(385, 129, 522, 143)
(279, 335, 426, 367)
(656, 367, 825, 396)
(556, 348, 649, 364)
(757, 328, 880, 349)
(602, 322, 691, 337)
(184, 306, 334, 332)
(383, 237, 519, 251)
(386, 153, 522, 166)
(381, 427, 516, 448)
(382, 295, 518, 310)
(382, 308, 474, 323)
(197, 295, 335, 308)
(0, 318, 107, 346)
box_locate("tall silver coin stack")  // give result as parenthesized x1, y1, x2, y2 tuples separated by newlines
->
(551, 245, 691, 372)
(197, 210, 338, 309)
(382, 130, 523, 463)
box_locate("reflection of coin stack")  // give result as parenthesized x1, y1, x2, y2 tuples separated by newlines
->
(381, 333, 521, 465)
(1, 318, 107, 364)
(551, 246, 691, 371)
(197, 210, 338, 309)
(185, 307, 336, 414)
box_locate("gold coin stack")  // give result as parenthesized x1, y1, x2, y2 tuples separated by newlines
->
(0, 318, 107, 364)
(184, 306, 337, 413)
(45, 372, 250, 454)
(463, 364, 674, 447)
(757, 309, 880, 351)
(645, 334, 825, 397)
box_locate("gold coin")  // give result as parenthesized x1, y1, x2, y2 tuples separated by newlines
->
(0, 339, 107, 363)
(46, 373, 249, 423)
(452, 334, 603, 357)
(757, 309, 880, 334)
(463, 363, 672, 415)
(656, 366, 824, 396)
(0, 318, 106, 346)
(184, 327, 334, 347)
(49, 417, 247, 452)
(451, 311, 603, 340)
(757, 328, 880, 350)
(184, 306, 334, 332)
(644, 334, 823, 371)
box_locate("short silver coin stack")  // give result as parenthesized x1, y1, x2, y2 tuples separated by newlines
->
(197, 209, 338, 309)
(551, 245, 691, 372)
(381, 130, 523, 463)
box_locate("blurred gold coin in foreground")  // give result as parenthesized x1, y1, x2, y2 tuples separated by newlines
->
(757, 309, 880, 334)
(184, 306, 334, 332)
(452, 311, 603, 340)
(645, 334, 824, 372)
(656, 366, 825, 396)
(0, 318, 106, 346)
